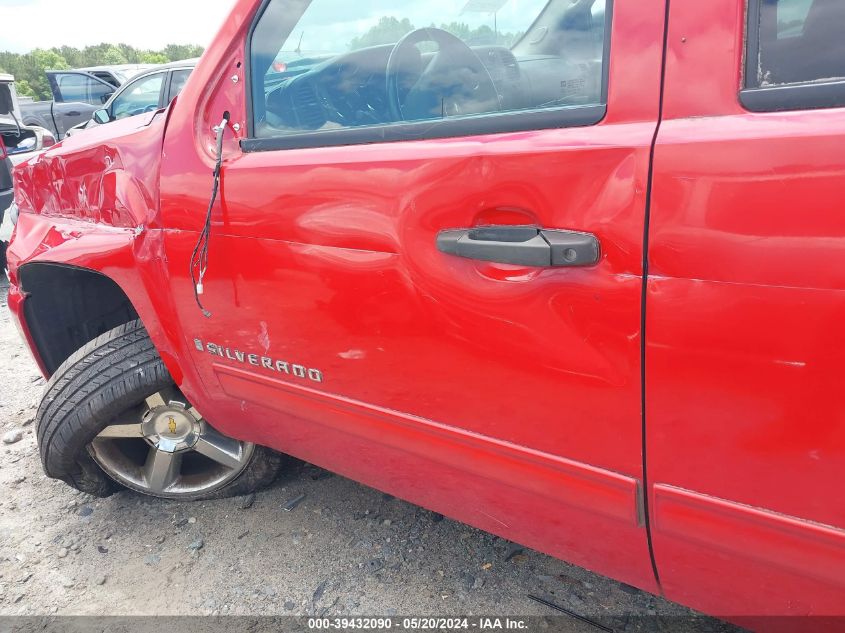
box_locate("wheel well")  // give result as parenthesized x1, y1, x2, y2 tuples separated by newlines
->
(19, 263, 139, 376)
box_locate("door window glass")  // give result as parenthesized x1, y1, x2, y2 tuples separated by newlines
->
(111, 73, 165, 120)
(56, 73, 114, 105)
(749, 0, 845, 86)
(249, 0, 610, 141)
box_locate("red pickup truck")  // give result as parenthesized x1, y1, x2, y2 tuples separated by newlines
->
(5, 0, 845, 627)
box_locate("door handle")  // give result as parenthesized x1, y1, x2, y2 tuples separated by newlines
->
(65, 111, 81, 117)
(437, 226, 600, 267)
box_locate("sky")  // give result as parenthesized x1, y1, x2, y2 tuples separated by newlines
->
(0, 0, 236, 53)
(0, 0, 570, 55)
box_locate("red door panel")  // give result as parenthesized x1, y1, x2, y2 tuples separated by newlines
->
(160, 0, 666, 591)
(174, 128, 654, 468)
(648, 0, 845, 619)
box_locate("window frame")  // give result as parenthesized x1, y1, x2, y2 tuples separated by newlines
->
(242, 0, 614, 153)
(740, 0, 845, 112)
(166, 68, 193, 104)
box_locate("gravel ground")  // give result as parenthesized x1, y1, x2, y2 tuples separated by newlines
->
(0, 273, 737, 631)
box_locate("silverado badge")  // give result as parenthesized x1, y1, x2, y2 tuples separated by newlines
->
(193, 339, 324, 384)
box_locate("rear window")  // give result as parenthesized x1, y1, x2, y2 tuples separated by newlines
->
(743, 0, 845, 111)
(748, 0, 845, 87)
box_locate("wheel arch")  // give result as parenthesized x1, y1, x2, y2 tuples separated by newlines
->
(16, 261, 191, 395)
(17, 262, 142, 376)
(8, 218, 196, 404)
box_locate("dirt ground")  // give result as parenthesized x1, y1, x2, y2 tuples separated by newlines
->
(0, 273, 737, 631)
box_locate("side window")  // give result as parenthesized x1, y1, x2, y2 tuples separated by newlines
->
(168, 69, 193, 103)
(247, 0, 611, 149)
(56, 75, 87, 102)
(743, 0, 845, 111)
(111, 73, 165, 120)
(55, 73, 114, 105)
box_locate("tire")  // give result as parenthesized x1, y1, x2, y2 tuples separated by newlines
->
(36, 319, 284, 499)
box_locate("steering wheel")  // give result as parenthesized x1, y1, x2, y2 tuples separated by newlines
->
(386, 28, 500, 122)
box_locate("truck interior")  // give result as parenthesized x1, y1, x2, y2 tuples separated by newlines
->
(755, 0, 845, 85)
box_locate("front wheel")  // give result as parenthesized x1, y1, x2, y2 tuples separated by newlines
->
(36, 320, 284, 500)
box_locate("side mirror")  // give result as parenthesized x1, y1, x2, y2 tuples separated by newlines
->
(0, 88, 13, 115)
(93, 109, 112, 125)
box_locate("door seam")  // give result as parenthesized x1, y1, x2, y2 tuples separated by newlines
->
(640, 0, 673, 592)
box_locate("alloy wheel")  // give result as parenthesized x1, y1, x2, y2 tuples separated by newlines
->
(88, 388, 254, 499)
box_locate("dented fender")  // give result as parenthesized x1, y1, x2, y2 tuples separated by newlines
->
(12, 109, 166, 228)
(7, 110, 193, 390)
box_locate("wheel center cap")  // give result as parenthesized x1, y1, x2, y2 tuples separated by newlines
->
(142, 407, 200, 453)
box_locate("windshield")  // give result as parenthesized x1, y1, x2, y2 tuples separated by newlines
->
(110, 67, 157, 84)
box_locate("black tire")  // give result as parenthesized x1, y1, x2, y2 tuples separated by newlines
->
(36, 319, 284, 499)
(0, 241, 7, 273)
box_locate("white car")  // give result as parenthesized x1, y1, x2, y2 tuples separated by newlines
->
(0, 199, 15, 244)
(66, 59, 198, 137)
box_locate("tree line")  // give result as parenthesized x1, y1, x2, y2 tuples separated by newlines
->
(0, 44, 204, 101)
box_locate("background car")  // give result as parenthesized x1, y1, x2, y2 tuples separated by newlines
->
(0, 136, 12, 271)
(2, 125, 56, 158)
(1, 74, 56, 156)
(66, 59, 198, 137)
(18, 65, 159, 138)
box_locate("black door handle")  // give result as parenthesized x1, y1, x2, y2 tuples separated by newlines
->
(437, 226, 600, 267)
(65, 111, 81, 117)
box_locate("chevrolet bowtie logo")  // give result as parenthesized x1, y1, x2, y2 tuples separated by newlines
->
(168, 417, 177, 434)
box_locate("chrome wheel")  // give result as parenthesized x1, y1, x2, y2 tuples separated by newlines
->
(88, 388, 254, 499)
